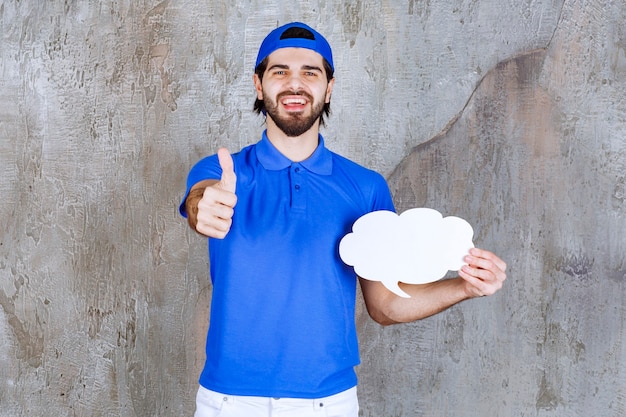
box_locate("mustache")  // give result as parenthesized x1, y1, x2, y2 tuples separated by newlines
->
(277, 90, 314, 102)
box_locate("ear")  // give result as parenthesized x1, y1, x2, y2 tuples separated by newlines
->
(253, 74, 263, 100)
(325, 77, 335, 104)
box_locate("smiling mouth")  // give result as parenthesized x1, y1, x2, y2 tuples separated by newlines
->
(278, 91, 312, 111)
(282, 97, 308, 106)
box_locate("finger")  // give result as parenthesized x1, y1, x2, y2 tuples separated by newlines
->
(461, 263, 498, 282)
(217, 148, 236, 193)
(201, 185, 237, 211)
(458, 269, 489, 294)
(195, 204, 234, 238)
(468, 248, 507, 272)
(196, 220, 232, 239)
(459, 267, 503, 296)
(198, 190, 236, 217)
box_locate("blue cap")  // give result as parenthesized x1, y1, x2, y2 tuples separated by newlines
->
(255, 22, 334, 72)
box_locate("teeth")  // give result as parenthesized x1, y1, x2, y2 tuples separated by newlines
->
(283, 98, 306, 105)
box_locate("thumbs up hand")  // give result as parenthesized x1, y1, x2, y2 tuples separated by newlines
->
(194, 148, 238, 238)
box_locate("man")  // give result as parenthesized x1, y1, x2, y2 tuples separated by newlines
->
(180, 22, 507, 417)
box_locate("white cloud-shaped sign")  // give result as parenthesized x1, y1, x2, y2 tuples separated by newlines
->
(339, 208, 474, 298)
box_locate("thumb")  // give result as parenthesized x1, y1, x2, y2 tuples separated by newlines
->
(217, 148, 236, 193)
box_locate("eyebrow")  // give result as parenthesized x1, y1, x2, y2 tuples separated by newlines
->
(268, 64, 289, 71)
(302, 65, 323, 73)
(267, 64, 323, 73)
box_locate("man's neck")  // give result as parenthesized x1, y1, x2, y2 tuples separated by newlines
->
(265, 121, 320, 162)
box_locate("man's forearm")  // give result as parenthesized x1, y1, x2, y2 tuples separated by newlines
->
(390, 278, 471, 323)
(360, 277, 471, 326)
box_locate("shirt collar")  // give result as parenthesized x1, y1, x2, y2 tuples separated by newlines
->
(256, 130, 333, 175)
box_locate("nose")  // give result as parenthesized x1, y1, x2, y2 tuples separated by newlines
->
(285, 72, 304, 91)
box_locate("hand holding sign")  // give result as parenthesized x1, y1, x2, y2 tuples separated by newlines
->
(339, 208, 475, 298)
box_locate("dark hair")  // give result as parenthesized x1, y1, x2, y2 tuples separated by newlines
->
(253, 27, 335, 126)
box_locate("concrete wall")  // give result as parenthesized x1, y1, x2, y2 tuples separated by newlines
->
(0, 0, 623, 416)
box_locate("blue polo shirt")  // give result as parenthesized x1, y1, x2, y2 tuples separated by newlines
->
(180, 131, 395, 398)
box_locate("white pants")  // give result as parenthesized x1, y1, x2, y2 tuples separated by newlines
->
(194, 386, 359, 417)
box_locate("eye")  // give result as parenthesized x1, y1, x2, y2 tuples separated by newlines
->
(267, 67, 288, 77)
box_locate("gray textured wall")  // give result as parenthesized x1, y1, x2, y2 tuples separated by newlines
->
(0, 0, 624, 416)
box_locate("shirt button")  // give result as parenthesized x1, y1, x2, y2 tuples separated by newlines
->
(295, 184, 301, 190)
(295, 167, 301, 173)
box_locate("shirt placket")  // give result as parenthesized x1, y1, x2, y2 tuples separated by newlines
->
(290, 163, 307, 212)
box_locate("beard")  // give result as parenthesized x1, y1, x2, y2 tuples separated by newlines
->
(264, 91, 326, 137)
